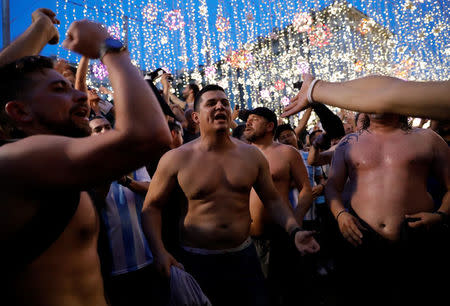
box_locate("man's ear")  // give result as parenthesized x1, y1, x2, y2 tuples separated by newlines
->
(267, 122, 275, 133)
(4, 101, 33, 124)
(192, 111, 200, 124)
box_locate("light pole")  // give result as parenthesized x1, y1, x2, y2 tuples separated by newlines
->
(2, 0, 10, 48)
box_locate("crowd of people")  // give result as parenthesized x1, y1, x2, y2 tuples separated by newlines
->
(0, 8, 448, 306)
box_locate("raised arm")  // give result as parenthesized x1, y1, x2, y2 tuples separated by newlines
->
(141, 150, 183, 277)
(282, 73, 450, 121)
(0, 20, 171, 191)
(294, 107, 312, 139)
(252, 148, 319, 255)
(0, 9, 59, 66)
(169, 93, 187, 109)
(74, 56, 89, 92)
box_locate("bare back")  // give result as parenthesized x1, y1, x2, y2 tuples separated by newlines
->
(173, 138, 261, 249)
(344, 128, 447, 240)
(1, 189, 106, 306)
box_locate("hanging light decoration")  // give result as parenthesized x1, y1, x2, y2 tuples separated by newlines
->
(164, 10, 185, 31)
(142, 3, 158, 22)
(227, 49, 253, 70)
(92, 62, 108, 80)
(216, 16, 230, 32)
(56, 0, 448, 121)
(292, 12, 312, 33)
(308, 24, 332, 48)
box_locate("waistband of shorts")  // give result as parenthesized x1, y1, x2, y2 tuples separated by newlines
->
(181, 237, 252, 255)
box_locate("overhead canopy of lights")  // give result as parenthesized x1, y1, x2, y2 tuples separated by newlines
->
(56, 0, 449, 126)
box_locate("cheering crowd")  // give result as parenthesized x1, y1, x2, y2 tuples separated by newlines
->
(0, 9, 448, 306)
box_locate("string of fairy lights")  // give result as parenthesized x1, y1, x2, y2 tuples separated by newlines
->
(56, 0, 449, 127)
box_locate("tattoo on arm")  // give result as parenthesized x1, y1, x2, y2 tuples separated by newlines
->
(336, 133, 359, 149)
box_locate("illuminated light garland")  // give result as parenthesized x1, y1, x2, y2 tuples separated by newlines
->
(274, 80, 286, 90)
(358, 18, 374, 35)
(297, 61, 311, 74)
(227, 49, 254, 70)
(164, 10, 185, 31)
(92, 62, 109, 80)
(403, 0, 417, 12)
(56, 0, 448, 123)
(205, 66, 217, 79)
(260, 89, 271, 100)
(281, 96, 290, 106)
(107, 25, 121, 39)
(216, 16, 230, 32)
(292, 12, 312, 33)
(142, 3, 158, 22)
(354, 60, 364, 72)
(308, 24, 333, 48)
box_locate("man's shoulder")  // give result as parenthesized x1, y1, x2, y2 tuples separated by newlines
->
(335, 132, 362, 149)
(271, 142, 299, 156)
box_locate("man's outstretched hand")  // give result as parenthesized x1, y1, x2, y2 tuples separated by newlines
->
(282, 73, 315, 118)
(32, 8, 60, 45)
(294, 230, 320, 255)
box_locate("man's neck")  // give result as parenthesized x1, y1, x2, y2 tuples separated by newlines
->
(186, 95, 195, 103)
(251, 134, 274, 151)
(200, 130, 233, 151)
(368, 120, 402, 134)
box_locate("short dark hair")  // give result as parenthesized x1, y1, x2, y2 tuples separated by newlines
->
(89, 115, 108, 122)
(0, 56, 54, 138)
(193, 84, 225, 111)
(188, 83, 200, 99)
(232, 124, 246, 139)
(309, 129, 323, 143)
(168, 120, 182, 132)
(274, 123, 295, 140)
(354, 112, 370, 130)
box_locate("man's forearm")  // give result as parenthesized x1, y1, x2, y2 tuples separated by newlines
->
(0, 19, 51, 66)
(75, 56, 89, 92)
(169, 93, 187, 108)
(314, 76, 450, 120)
(267, 198, 301, 233)
(295, 188, 313, 225)
(295, 107, 312, 138)
(141, 205, 167, 256)
(437, 191, 450, 215)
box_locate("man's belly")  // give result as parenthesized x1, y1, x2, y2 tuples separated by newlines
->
(351, 190, 435, 241)
(182, 205, 252, 250)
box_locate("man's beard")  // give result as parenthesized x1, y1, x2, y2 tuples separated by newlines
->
(244, 129, 264, 143)
(38, 117, 91, 138)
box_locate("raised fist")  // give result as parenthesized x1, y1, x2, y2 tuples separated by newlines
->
(32, 8, 60, 45)
(62, 20, 110, 58)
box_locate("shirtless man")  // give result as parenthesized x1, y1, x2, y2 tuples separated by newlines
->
(243, 107, 313, 305)
(244, 107, 312, 231)
(325, 113, 449, 306)
(0, 18, 171, 306)
(142, 85, 319, 306)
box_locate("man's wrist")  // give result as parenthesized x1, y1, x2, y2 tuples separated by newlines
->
(121, 176, 132, 187)
(307, 79, 320, 104)
(335, 209, 348, 221)
(434, 211, 448, 225)
(289, 227, 305, 243)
